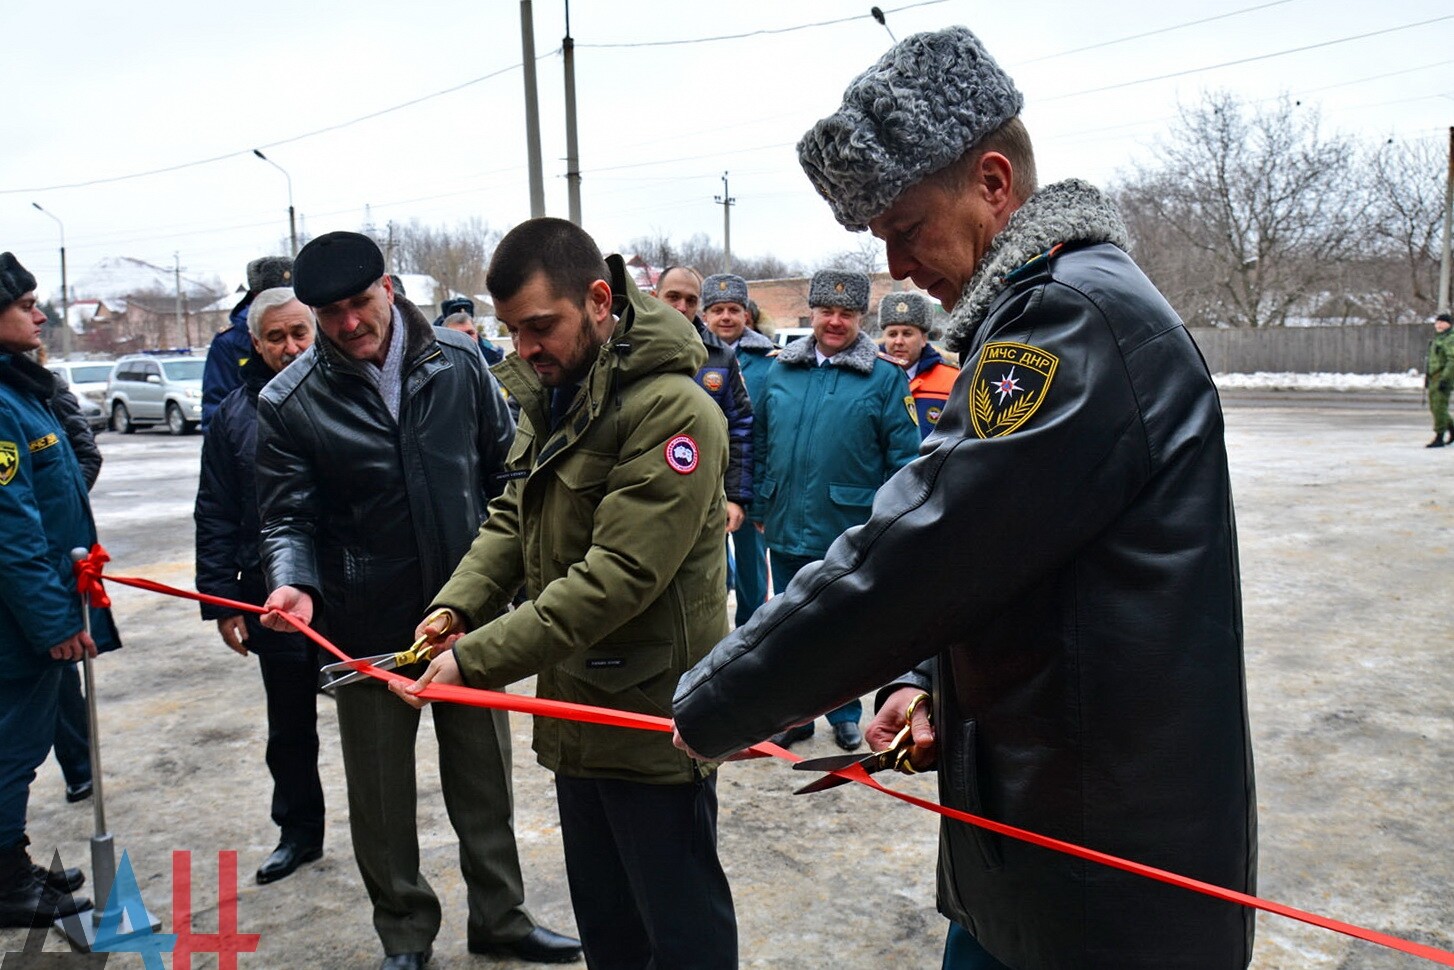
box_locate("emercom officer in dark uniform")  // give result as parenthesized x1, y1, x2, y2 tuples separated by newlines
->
(674, 26, 1256, 970)
(254, 232, 578, 970)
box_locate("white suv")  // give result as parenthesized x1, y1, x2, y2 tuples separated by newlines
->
(106, 354, 205, 435)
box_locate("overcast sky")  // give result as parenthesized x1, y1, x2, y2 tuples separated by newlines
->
(4, 0, 1452, 299)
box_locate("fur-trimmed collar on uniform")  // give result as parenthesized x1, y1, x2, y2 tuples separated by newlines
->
(944, 179, 1128, 356)
(735, 327, 776, 354)
(776, 330, 881, 375)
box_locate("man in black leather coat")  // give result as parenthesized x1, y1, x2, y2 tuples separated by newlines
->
(254, 233, 579, 970)
(673, 27, 1256, 970)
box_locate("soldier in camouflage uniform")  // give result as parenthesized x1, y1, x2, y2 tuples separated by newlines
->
(1425, 312, 1454, 448)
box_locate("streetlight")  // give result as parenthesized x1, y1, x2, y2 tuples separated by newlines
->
(31, 202, 70, 357)
(252, 149, 298, 257)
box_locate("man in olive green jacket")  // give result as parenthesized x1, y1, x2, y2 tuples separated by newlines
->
(1426, 312, 1454, 448)
(393, 218, 737, 969)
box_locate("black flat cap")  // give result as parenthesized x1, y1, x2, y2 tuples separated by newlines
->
(0, 253, 37, 313)
(293, 231, 386, 307)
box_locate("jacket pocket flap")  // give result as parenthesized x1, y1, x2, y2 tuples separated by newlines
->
(757, 476, 777, 500)
(552, 450, 615, 491)
(557, 639, 674, 693)
(828, 482, 877, 508)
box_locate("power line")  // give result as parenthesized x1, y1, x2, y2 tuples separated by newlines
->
(1041, 13, 1454, 102)
(1018, 0, 1300, 65)
(1, 58, 546, 195)
(575, 0, 946, 49)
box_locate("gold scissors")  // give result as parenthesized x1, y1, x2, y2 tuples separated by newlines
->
(791, 692, 931, 795)
(319, 609, 453, 691)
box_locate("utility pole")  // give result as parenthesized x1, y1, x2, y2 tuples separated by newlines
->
(31, 203, 70, 357)
(520, 0, 546, 218)
(1438, 125, 1453, 314)
(563, 0, 582, 225)
(173, 253, 191, 349)
(714, 172, 736, 273)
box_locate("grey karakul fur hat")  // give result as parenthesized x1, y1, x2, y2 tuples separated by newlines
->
(700, 274, 749, 310)
(0, 253, 37, 313)
(246, 256, 293, 293)
(808, 270, 871, 312)
(798, 26, 1023, 231)
(879, 292, 931, 331)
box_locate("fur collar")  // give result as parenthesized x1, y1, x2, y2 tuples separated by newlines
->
(945, 179, 1128, 355)
(736, 327, 776, 353)
(777, 331, 880, 375)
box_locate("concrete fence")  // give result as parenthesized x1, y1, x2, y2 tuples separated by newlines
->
(1188, 323, 1431, 374)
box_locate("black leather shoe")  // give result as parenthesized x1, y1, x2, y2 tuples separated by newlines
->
(770, 723, 814, 748)
(255, 841, 323, 885)
(469, 926, 582, 963)
(1427, 433, 1446, 448)
(65, 781, 93, 803)
(832, 721, 863, 751)
(32, 862, 83, 894)
(0, 873, 91, 928)
(379, 947, 431, 969)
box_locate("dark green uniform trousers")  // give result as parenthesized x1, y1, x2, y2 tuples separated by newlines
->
(335, 677, 534, 955)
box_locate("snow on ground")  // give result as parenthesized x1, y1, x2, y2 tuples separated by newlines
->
(1214, 370, 1422, 391)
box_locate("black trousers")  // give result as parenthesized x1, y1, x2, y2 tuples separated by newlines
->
(555, 773, 736, 970)
(250, 616, 325, 847)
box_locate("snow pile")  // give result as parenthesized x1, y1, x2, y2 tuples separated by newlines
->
(1213, 370, 1422, 391)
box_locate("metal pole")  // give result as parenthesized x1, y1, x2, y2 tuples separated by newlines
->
(714, 172, 735, 273)
(31, 203, 71, 357)
(520, 0, 546, 218)
(69, 549, 114, 921)
(173, 254, 186, 349)
(563, 0, 582, 225)
(253, 149, 298, 258)
(1438, 126, 1453, 314)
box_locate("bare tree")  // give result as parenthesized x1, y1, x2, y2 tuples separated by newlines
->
(1363, 137, 1445, 319)
(816, 235, 885, 276)
(1116, 92, 1360, 327)
(391, 218, 501, 302)
(620, 232, 801, 282)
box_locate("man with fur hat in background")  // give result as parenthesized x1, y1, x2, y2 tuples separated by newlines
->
(0, 252, 121, 928)
(254, 232, 579, 969)
(747, 268, 919, 752)
(201, 255, 293, 433)
(674, 25, 1256, 970)
(880, 291, 959, 440)
(700, 273, 775, 624)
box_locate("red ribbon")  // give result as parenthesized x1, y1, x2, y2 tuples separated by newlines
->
(73, 543, 112, 608)
(87, 549, 1454, 967)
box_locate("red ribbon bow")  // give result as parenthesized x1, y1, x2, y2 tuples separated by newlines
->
(72, 543, 112, 608)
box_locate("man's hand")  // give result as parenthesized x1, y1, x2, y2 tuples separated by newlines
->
(389, 648, 464, 710)
(868, 686, 937, 772)
(724, 501, 745, 534)
(412, 607, 463, 644)
(49, 630, 97, 661)
(217, 615, 249, 656)
(261, 585, 312, 632)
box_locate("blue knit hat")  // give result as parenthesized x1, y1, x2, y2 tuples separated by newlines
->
(701, 274, 749, 310)
(798, 26, 1023, 231)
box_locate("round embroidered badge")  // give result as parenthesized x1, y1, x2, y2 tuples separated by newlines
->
(665, 434, 699, 474)
(703, 371, 724, 393)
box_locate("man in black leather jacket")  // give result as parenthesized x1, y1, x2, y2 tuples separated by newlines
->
(254, 233, 579, 970)
(673, 27, 1256, 970)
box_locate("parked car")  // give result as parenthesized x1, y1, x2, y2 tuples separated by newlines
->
(772, 327, 814, 347)
(46, 360, 114, 404)
(105, 354, 205, 435)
